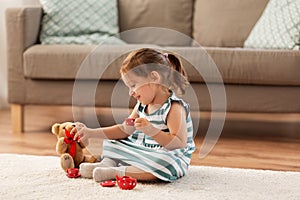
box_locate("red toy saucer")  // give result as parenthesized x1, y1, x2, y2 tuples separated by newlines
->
(100, 180, 116, 187)
(66, 173, 81, 178)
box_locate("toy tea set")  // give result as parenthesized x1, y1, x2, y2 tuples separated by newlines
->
(63, 118, 137, 190)
(66, 168, 137, 190)
(101, 176, 137, 190)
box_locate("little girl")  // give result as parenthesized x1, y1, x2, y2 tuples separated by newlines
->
(71, 48, 195, 182)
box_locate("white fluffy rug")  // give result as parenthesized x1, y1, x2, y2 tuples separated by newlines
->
(1, 154, 300, 200)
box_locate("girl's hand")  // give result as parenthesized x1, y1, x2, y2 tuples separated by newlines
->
(121, 119, 136, 136)
(134, 118, 160, 136)
(71, 122, 91, 145)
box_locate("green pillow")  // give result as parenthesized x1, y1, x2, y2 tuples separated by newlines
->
(244, 0, 300, 50)
(39, 0, 125, 45)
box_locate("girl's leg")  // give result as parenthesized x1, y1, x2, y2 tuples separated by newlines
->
(125, 166, 157, 181)
(79, 157, 118, 178)
(93, 165, 157, 182)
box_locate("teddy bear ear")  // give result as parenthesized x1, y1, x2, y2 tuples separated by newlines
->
(51, 123, 61, 135)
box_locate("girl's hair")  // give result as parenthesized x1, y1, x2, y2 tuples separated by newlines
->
(120, 48, 189, 96)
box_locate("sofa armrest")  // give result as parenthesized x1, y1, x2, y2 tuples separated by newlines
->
(6, 6, 42, 50)
(5, 6, 42, 104)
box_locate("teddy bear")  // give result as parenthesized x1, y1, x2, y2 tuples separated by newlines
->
(51, 122, 97, 172)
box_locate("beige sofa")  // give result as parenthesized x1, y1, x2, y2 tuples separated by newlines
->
(6, 0, 300, 133)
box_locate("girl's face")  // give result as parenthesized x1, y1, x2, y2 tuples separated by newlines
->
(122, 72, 157, 105)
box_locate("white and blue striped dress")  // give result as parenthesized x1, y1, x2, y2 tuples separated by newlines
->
(102, 92, 195, 182)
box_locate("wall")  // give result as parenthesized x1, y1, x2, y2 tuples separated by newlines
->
(0, 0, 40, 109)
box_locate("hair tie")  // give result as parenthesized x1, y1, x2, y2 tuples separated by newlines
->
(163, 53, 168, 58)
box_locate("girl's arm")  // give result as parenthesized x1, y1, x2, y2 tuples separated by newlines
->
(134, 102, 188, 150)
(72, 104, 139, 142)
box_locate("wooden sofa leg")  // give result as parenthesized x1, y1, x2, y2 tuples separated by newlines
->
(11, 104, 24, 133)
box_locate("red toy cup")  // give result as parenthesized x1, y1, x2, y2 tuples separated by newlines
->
(66, 168, 80, 178)
(125, 118, 135, 126)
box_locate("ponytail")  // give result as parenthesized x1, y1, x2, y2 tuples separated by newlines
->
(165, 53, 189, 96)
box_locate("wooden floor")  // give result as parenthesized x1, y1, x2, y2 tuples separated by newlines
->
(1, 105, 300, 172)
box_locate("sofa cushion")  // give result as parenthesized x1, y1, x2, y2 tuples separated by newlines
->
(24, 45, 300, 86)
(23, 44, 159, 80)
(166, 47, 300, 85)
(205, 48, 300, 85)
(244, 0, 300, 50)
(24, 45, 94, 79)
(118, 0, 193, 46)
(193, 0, 269, 47)
(39, 0, 124, 44)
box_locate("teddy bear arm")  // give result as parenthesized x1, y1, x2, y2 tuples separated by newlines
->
(56, 138, 68, 155)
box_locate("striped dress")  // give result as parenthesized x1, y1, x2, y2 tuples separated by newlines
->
(102, 91, 195, 182)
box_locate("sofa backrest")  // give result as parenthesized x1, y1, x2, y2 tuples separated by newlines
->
(118, 0, 194, 46)
(18, 0, 270, 48)
(193, 0, 269, 47)
(118, 0, 269, 48)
